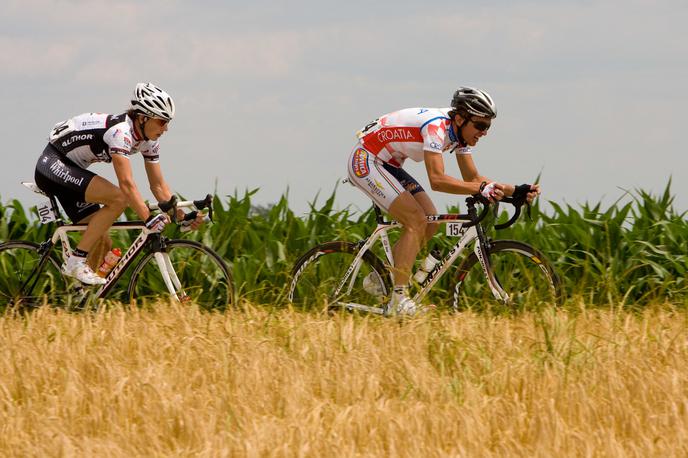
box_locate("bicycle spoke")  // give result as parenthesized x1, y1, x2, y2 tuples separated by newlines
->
(128, 240, 232, 309)
(289, 242, 391, 311)
(454, 240, 561, 312)
(0, 242, 67, 309)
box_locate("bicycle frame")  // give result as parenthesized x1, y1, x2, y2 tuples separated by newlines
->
(19, 182, 202, 304)
(333, 203, 510, 314)
(49, 222, 188, 300)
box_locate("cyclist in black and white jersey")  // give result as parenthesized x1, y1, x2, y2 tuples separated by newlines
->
(34, 82, 203, 285)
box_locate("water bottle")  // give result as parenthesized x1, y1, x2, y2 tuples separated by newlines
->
(97, 248, 122, 277)
(413, 249, 441, 284)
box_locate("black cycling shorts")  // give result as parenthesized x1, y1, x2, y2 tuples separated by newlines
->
(381, 161, 425, 195)
(34, 144, 101, 222)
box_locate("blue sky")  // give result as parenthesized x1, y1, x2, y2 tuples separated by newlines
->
(1, 0, 686, 215)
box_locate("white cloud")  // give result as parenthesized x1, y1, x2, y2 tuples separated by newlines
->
(1, 0, 687, 213)
(0, 37, 77, 76)
(174, 32, 305, 79)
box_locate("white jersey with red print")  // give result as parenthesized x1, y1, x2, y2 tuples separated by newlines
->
(48, 112, 160, 169)
(356, 107, 472, 167)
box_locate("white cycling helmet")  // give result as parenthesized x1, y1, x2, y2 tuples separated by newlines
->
(130, 82, 175, 121)
(451, 86, 497, 118)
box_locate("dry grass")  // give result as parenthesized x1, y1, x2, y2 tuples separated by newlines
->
(1, 302, 687, 457)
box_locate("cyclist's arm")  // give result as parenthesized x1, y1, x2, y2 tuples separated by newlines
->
(424, 151, 483, 194)
(112, 155, 151, 220)
(456, 153, 488, 183)
(456, 154, 516, 196)
(144, 161, 203, 227)
(144, 161, 173, 203)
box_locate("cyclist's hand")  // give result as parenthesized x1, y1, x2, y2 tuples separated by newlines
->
(513, 184, 541, 204)
(190, 211, 205, 230)
(145, 213, 169, 233)
(175, 207, 195, 223)
(526, 184, 541, 203)
(178, 210, 206, 231)
(481, 182, 506, 202)
(175, 208, 199, 228)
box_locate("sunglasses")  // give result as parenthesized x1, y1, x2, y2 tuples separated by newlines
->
(470, 119, 491, 132)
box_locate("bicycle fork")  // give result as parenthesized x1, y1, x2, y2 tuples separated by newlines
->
(473, 230, 511, 305)
(153, 252, 190, 302)
(411, 225, 511, 307)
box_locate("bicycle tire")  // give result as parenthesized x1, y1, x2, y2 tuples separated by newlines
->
(453, 239, 562, 311)
(288, 241, 392, 311)
(127, 239, 233, 309)
(0, 241, 68, 309)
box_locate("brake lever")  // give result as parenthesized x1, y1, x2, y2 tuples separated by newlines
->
(192, 194, 213, 222)
(157, 195, 179, 222)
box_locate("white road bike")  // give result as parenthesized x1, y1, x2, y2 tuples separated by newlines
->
(0, 182, 232, 310)
(288, 194, 561, 314)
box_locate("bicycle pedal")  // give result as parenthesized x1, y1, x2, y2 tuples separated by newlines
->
(65, 280, 94, 303)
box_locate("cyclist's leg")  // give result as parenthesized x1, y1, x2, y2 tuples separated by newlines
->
(34, 146, 124, 284)
(80, 177, 127, 253)
(87, 235, 112, 272)
(387, 192, 427, 286)
(76, 212, 113, 271)
(380, 162, 439, 245)
(346, 146, 427, 287)
(58, 178, 125, 283)
(411, 191, 439, 243)
(36, 161, 124, 256)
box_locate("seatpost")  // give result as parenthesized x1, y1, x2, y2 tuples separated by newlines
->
(49, 195, 64, 226)
(373, 205, 385, 224)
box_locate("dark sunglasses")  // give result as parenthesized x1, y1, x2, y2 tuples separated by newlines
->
(470, 119, 491, 132)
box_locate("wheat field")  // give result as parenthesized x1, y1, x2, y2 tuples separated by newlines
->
(1, 302, 687, 457)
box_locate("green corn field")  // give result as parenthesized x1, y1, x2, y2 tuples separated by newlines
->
(1, 182, 686, 310)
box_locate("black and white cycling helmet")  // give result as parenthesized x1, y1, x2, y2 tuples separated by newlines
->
(130, 82, 175, 121)
(451, 86, 497, 119)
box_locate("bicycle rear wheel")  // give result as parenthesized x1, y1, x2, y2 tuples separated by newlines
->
(453, 240, 561, 311)
(128, 239, 233, 309)
(289, 241, 392, 311)
(0, 241, 67, 309)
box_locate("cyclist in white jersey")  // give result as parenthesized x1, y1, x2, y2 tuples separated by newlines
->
(347, 87, 540, 315)
(34, 83, 203, 285)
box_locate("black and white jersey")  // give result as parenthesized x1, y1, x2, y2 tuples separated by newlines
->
(48, 112, 160, 169)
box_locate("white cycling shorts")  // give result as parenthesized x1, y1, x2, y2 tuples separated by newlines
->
(346, 143, 425, 211)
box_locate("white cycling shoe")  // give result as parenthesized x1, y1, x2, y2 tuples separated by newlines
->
(385, 293, 420, 316)
(62, 256, 106, 285)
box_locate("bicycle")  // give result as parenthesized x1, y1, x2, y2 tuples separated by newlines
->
(0, 182, 233, 310)
(288, 193, 561, 314)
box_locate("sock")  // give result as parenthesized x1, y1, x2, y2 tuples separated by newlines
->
(72, 248, 88, 258)
(393, 285, 409, 296)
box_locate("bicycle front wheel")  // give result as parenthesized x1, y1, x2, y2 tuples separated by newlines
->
(0, 241, 67, 309)
(288, 241, 392, 311)
(128, 239, 233, 309)
(453, 240, 561, 311)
